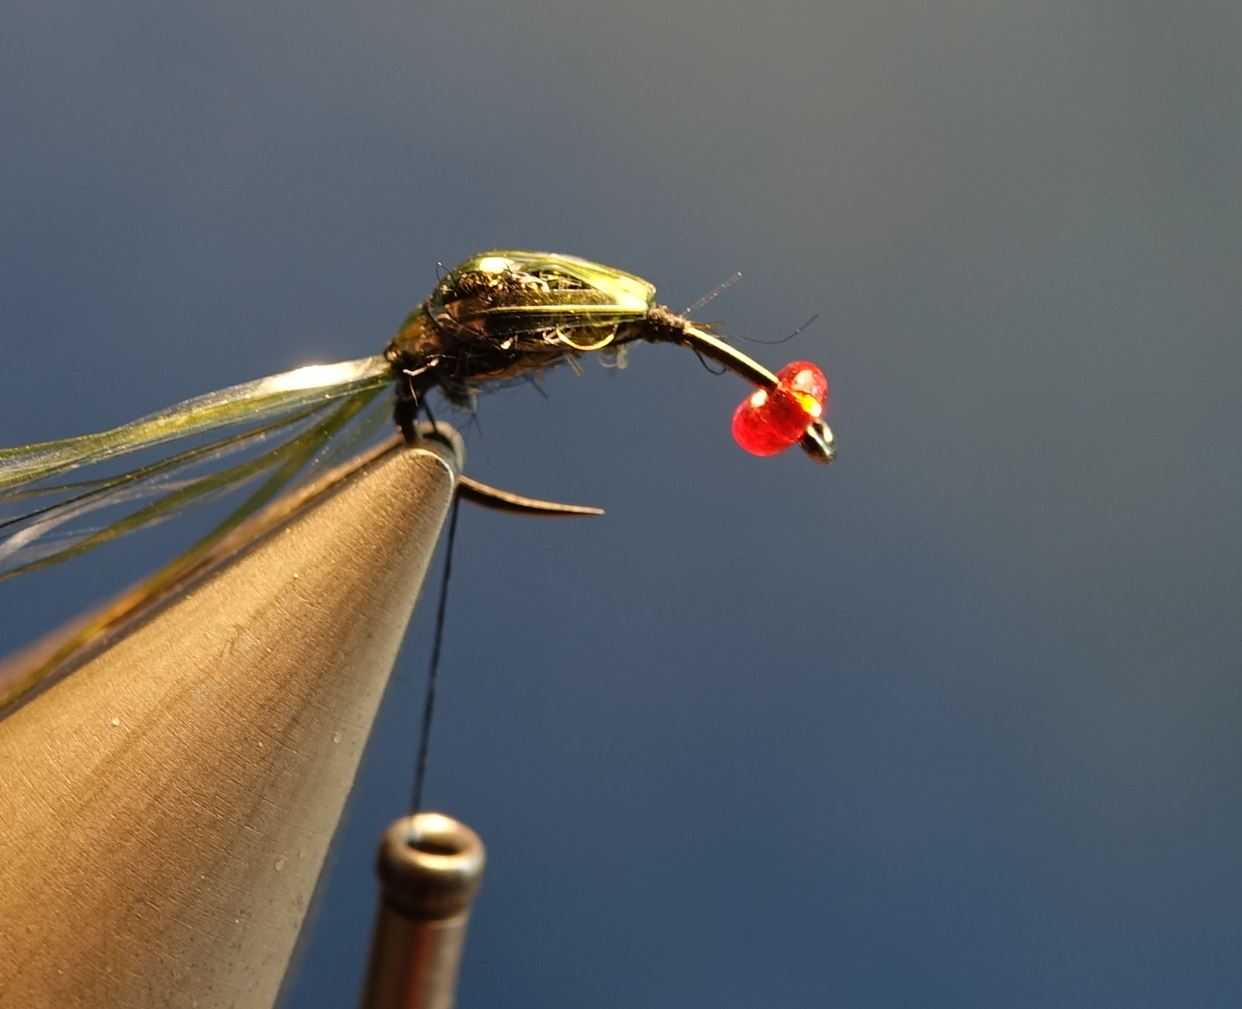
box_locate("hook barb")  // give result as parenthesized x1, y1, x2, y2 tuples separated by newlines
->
(457, 476, 605, 517)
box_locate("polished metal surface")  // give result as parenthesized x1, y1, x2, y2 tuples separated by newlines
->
(360, 813, 486, 1009)
(0, 436, 459, 1008)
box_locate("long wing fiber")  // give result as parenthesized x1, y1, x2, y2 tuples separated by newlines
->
(0, 355, 392, 490)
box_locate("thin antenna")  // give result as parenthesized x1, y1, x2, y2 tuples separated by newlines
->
(682, 271, 743, 316)
(738, 312, 821, 347)
(410, 492, 461, 813)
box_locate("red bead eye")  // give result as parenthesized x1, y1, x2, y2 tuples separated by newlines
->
(777, 361, 828, 417)
(732, 389, 799, 456)
(731, 360, 829, 458)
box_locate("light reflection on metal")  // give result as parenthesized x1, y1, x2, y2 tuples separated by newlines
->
(359, 813, 486, 1009)
(0, 436, 458, 1007)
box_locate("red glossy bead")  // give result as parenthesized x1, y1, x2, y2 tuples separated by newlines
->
(731, 359, 829, 457)
(732, 389, 800, 456)
(776, 361, 828, 414)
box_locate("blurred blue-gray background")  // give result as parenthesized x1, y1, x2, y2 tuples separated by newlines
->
(3, 3, 1241, 1006)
